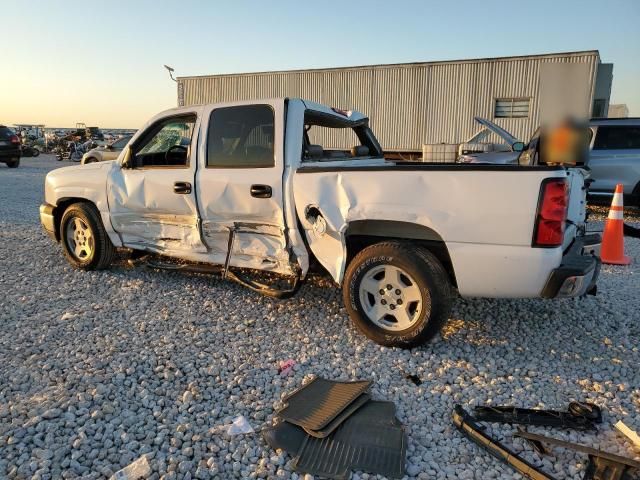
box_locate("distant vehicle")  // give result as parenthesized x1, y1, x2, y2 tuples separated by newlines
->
(81, 135, 133, 164)
(21, 144, 40, 157)
(86, 126, 104, 141)
(587, 118, 640, 205)
(460, 117, 640, 206)
(0, 125, 21, 168)
(457, 117, 525, 165)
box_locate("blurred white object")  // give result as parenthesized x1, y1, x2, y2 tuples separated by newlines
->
(109, 455, 151, 480)
(226, 415, 254, 435)
(615, 421, 640, 450)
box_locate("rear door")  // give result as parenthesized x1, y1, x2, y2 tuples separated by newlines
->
(589, 125, 640, 194)
(195, 100, 294, 275)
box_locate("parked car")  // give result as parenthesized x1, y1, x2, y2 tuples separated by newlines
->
(39, 98, 600, 348)
(0, 125, 22, 168)
(586, 118, 640, 205)
(461, 117, 640, 206)
(81, 135, 133, 164)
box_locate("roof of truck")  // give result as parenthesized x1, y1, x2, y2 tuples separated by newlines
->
(159, 98, 368, 123)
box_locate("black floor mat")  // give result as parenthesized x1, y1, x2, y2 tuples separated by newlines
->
(262, 421, 306, 453)
(292, 400, 406, 479)
(277, 378, 372, 431)
(304, 393, 371, 438)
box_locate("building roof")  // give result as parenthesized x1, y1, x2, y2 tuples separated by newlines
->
(178, 50, 601, 80)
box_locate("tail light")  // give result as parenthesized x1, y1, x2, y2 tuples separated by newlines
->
(533, 178, 568, 247)
(9, 135, 20, 144)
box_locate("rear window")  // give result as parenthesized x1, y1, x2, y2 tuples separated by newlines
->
(207, 105, 275, 168)
(0, 127, 14, 140)
(593, 126, 640, 150)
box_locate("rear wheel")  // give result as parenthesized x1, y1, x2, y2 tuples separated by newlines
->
(60, 203, 115, 270)
(343, 241, 453, 348)
(6, 158, 19, 168)
(32, 148, 40, 157)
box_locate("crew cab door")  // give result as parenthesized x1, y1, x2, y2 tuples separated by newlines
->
(195, 100, 294, 275)
(107, 111, 208, 255)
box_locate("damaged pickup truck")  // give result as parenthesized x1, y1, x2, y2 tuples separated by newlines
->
(40, 98, 600, 347)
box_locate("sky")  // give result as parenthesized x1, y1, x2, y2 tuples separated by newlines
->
(1, 0, 638, 128)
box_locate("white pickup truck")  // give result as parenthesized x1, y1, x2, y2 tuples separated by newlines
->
(40, 98, 600, 348)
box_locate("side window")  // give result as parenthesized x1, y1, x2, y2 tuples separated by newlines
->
(134, 115, 196, 168)
(593, 126, 640, 150)
(207, 105, 274, 168)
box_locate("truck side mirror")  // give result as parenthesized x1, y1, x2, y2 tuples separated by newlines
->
(512, 141, 525, 152)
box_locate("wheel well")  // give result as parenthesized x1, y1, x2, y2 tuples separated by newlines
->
(344, 220, 457, 288)
(53, 198, 95, 241)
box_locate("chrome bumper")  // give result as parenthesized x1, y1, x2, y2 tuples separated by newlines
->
(541, 234, 601, 298)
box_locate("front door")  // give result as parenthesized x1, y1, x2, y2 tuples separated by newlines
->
(107, 111, 208, 257)
(195, 100, 294, 275)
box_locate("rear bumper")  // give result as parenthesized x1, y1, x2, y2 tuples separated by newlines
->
(0, 147, 21, 160)
(541, 234, 601, 298)
(39, 203, 57, 240)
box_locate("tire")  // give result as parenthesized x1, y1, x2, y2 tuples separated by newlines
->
(6, 158, 19, 168)
(343, 241, 453, 348)
(32, 148, 40, 157)
(60, 203, 116, 270)
(83, 156, 98, 164)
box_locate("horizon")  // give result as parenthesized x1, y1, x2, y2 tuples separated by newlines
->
(1, 0, 638, 128)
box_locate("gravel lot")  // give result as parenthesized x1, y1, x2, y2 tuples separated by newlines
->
(1, 156, 639, 480)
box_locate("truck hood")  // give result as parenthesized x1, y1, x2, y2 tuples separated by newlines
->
(44, 161, 115, 206)
(470, 117, 520, 147)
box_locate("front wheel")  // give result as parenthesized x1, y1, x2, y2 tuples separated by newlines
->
(343, 242, 453, 348)
(60, 203, 116, 270)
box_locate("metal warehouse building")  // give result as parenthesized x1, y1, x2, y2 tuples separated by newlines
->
(177, 50, 612, 153)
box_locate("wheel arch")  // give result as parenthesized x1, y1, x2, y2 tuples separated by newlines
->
(53, 198, 110, 243)
(344, 220, 457, 288)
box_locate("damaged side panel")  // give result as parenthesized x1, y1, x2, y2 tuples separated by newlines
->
(107, 167, 206, 255)
(194, 99, 296, 277)
(292, 166, 565, 294)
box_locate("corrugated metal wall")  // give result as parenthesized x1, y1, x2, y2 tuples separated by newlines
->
(179, 52, 600, 151)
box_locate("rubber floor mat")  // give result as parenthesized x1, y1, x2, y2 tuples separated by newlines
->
(304, 393, 371, 438)
(277, 378, 372, 431)
(292, 400, 406, 479)
(262, 421, 306, 454)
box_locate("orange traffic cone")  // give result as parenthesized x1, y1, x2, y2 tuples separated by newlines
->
(600, 184, 631, 265)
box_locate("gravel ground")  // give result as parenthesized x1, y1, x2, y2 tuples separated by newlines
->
(1, 156, 639, 480)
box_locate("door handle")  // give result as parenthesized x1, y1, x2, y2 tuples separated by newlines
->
(250, 184, 272, 198)
(173, 181, 192, 194)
